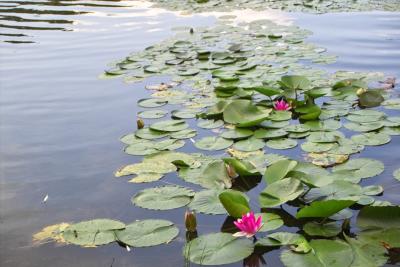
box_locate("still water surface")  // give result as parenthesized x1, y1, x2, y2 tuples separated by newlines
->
(0, 1, 399, 266)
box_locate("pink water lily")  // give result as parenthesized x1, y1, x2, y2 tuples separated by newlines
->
(274, 99, 291, 111)
(233, 212, 263, 238)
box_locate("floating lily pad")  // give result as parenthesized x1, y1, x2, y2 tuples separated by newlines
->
(189, 190, 226, 215)
(135, 128, 170, 140)
(132, 186, 194, 210)
(269, 111, 292, 121)
(344, 121, 384, 132)
(232, 137, 265, 152)
(305, 119, 342, 131)
(138, 109, 168, 119)
(219, 189, 250, 218)
(170, 129, 197, 139)
(138, 98, 168, 108)
(183, 233, 254, 265)
(197, 119, 224, 129)
(351, 132, 391, 146)
(286, 124, 310, 133)
(194, 136, 233, 151)
(223, 100, 271, 127)
(150, 120, 189, 132)
(220, 128, 254, 140)
(115, 219, 178, 247)
(128, 173, 164, 183)
(296, 199, 356, 218)
(254, 129, 288, 139)
(332, 158, 384, 179)
(259, 178, 304, 208)
(394, 168, 400, 181)
(171, 109, 197, 119)
(256, 213, 284, 232)
(303, 221, 342, 237)
(301, 141, 336, 153)
(266, 138, 297, 149)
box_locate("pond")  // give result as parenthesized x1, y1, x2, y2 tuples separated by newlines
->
(0, 1, 399, 267)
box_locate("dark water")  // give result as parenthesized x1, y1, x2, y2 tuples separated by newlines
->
(0, 1, 399, 266)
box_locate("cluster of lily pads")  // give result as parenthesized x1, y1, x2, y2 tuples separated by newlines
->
(146, 0, 400, 14)
(34, 18, 400, 267)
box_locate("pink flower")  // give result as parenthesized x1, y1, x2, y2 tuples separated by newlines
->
(233, 212, 263, 238)
(274, 100, 291, 111)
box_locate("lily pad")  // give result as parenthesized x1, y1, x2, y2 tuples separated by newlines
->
(150, 120, 189, 132)
(115, 219, 179, 247)
(223, 100, 271, 127)
(259, 178, 304, 208)
(266, 138, 297, 149)
(394, 168, 400, 181)
(197, 119, 224, 129)
(220, 128, 254, 140)
(219, 189, 250, 218)
(138, 109, 168, 119)
(303, 221, 342, 237)
(183, 233, 254, 265)
(232, 137, 265, 152)
(135, 128, 170, 140)
(189, 190, 226, 215)
(332, 158, 384, 180)
(170, 129, 197, 139)
(351, 132, 391, 146)
(138, 98, 168, 108)
(296, 199, 356, 218)
(344, 121, 384, 132)
(131, 185, 194, 210)
(194, 136, 233, 151)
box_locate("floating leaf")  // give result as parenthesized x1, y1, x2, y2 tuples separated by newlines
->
(232, 137, 265, 152)
(264, 159, 297, 184)
(150, 120, 189, 132)
(62, 219, 125, 246)
(183, 233, 254, 265)
(351, 132, 391, 146)
(132, 186, 194, 210)
(344, 121, 384, 132)
(332, 158, 384, 180)
(197, 119, 224, 129)
(281, 239, 353, 267)
(303, 222, 341, 237)
(280, 75, 311, 90)
(220, 128, 254, 140)
(344, 234, 388, 267)
(170, 129, 197, 139)
(394, 168, 400, 181)
(266, 138, 297, 149)
(138, 109, 168, 119)
(116, 219, 178, 247)
(296, 199, 356, 218)
(138, 98, 167, 108)
(194, 136, 233, 151)
(219, 189, 250, 218)
(259, 178, 304, 208)
(189, 190, 226, 215)
(135, 128, 170, 140)
(33, 223, 70, 246)
(223, 100, 271, 127)
(254, 129, 288, 139)
(358, 90, 384, 108)
(128, 173, 164, 183)
(357, 206, 400, 230)
(301, 141, 336, 153)
(256, 213, 284, 232)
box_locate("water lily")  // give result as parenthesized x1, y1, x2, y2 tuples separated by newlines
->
(274, 99, 291, 111)
(233, 212, 263, 238)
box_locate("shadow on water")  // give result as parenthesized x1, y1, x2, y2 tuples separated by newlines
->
(0, 0, 131, 43)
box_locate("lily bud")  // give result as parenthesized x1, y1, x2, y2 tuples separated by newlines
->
(226, 164, 238, 178)
(184, 211, 197, 232)
(137, 118, 145, 129)
(356, 88, 367, 96)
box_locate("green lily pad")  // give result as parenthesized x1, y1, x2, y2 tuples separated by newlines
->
(281, 239, 353, 267)
(269, 111, 292, 121)
(189, 190, 226, 215)
(344, 235, 388, 267)
(259, 178, 304, 208)
(266, 138, 297, 149)
(296, 199, 357, 218)
(128, 173, 164, 183)
(357, 206, 400, 230)
(305, 119, 342, 131)
(124, 142, 159, 156)
(286, 124, 311, 133)
(150, 120, 189, 132)
(131, 185, 194, 210)
(332, 158, 384, 179)
(307, 131, 342, 143)
(232, 137, 265, 152)
(220, 128, 254, 140)
(115, 219, 179, 247)
(194, 136, 233, 151)
(264, 160, 297, 184)
(219, 189, 250, 218)
(256, 213, 284, 232)
(197, 119, 224, 129)
(138, 98, 168, 108)
(62, 219, 125, 246)
(170, 129, 197, 139)
(254, 129, 288, 139)
(301, 141, 336, 153)
(394, 168, 400, 181)
(138, 109, 168, 119)
(303, 221, 342, 237)
(351, 132, 391, 146)
(223, 100, 271, 127)
(135, 128, 170, 140)
(171, 109, 198, 119)
(344, 121, 384, 132)
(183, 233, 254, 265)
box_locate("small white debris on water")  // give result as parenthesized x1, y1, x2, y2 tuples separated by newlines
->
(190, 138, 195, 143)
(126, 245, 131, 252)
(42, 194, 49, 203)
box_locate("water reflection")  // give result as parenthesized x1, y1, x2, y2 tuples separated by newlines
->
(0, 0, 131, 43)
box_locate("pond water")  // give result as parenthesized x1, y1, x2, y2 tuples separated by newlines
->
(0, 1, 399, 266)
